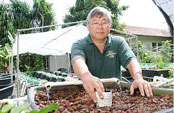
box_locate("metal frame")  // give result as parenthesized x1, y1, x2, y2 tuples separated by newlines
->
(11, 21, 138, 98)
(11, 21, 86, 98)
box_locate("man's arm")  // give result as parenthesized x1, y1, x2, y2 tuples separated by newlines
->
(127, 59, 143, 80)
(127, 59, 154, 97)
(72, 56, 104, 102)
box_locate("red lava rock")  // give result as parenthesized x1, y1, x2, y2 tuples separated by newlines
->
(34, 88, 173, 112)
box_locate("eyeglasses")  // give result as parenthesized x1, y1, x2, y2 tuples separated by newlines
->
(90, 22, 110, 28)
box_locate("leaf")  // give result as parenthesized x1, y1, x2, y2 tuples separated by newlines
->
(1, 104, 14, 113)
(28, 109, 37, 113)
(10, 103, 31, 113)
(38, 103, 58, 113)
(8, 31, 14, 44)
(4, 43, 11, 55)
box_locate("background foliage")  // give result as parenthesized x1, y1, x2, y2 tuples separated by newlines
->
(1, 0, 172, 74)
(64, 0, 128, 31)
(131, 40, 173, 67)
(0, 0, 128, 73)
(0, 0, 56, 46)
(0, 102, 58, 113)
(0, 0, 55, 73)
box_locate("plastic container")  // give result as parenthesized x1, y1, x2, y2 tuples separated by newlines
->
(28, 79, 174, 112)
(96, 91, 112, 107)
(0, 84, 14, 99)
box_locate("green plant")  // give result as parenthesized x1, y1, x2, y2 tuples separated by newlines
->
(0, 43, 13, 73)
(159, 40, 172, 63)
(0, 102, 58, 113)
(131, 41, 146, 63)
(142, 50, 154, 63)
(19, 53, 46, 75)
(130, 41, 154, 63)
(132, 40, 173, 69)
(0, 32, 16, 73)
(0, 3, 14, 46)
(168, 66, 174, 78)
(151, 53, 164, 69)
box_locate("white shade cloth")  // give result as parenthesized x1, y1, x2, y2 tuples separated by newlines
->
(12, 25, 89, 56)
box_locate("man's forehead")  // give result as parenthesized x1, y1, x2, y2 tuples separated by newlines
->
(90, 14, 109, 21)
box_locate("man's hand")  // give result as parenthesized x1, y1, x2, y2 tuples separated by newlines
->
(130, 79, 157, 97)
(127, 59, 157, 97)
(72, 56, 105, 103)
(81, 75, 104, 103)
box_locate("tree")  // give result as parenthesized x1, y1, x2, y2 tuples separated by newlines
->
(0, 3, 14, 46)
(10, 0, 56, 32)
(32, 0, 56, 31)
(0, 0, 32, 46)
(64, 0, 128, 30)
(0, 0, 56, 46)
(10, 0, 33, 31)
(0, 43, 16, 73)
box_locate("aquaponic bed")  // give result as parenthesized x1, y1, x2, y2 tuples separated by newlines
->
(28, 79, 174, 113)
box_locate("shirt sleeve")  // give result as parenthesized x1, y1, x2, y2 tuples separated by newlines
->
(117, 37, 136, 69)
(71, 39, 86, 60)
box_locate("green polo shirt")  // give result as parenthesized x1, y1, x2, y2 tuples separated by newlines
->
(71, 34, 136, 80)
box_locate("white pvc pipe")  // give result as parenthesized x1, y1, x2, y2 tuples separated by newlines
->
(17, 31, 20, 98)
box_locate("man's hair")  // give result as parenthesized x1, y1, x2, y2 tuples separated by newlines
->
(86, 6, 112, 24)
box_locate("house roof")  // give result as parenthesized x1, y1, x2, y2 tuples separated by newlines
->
(125, 25, 172, 37)
(110, 29, 136, 37)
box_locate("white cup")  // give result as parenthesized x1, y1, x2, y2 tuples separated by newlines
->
(96, 91, 112, 107)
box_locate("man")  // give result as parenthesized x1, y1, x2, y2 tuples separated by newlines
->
(71, 6, 155, 103)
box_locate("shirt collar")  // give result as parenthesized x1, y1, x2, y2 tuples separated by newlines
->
(86, 33, 112, 46)
(86, 34, 94, 44)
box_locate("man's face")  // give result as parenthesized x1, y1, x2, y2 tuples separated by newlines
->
(87, 14, 112, 41)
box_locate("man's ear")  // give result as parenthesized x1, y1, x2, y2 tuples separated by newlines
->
(110, 23, 112, 29)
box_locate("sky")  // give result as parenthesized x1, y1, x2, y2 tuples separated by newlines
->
(47, 0, 169, 30)
(1, 0, 169, 30)
(119, 0, 168, 29)
(44, 0, 76, 23)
